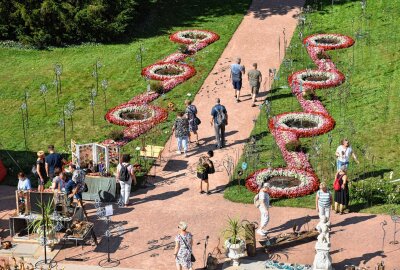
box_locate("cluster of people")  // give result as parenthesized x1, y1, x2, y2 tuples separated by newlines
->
(254, 139, 360, 237)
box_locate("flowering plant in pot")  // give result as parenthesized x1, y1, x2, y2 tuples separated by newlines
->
(222, 217, 246, 266)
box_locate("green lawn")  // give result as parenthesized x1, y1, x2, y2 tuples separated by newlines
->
(224, 0, 400, 215)
(0, 0, 251, 184)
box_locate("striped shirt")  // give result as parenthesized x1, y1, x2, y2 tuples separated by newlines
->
(317, 189, 331, 207)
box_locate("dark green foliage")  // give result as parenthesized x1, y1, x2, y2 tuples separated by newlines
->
(0, 0, 148, 47)
(149, 80, 164, 94)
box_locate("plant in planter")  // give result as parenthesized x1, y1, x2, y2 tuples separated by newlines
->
(28, 198, 56, 247)
(222, 217, 246, 266)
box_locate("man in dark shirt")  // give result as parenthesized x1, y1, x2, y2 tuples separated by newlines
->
(210, 98, 228, 149)
(45, 145, 66, 179)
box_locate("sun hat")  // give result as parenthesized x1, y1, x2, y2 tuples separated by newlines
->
(178, 221, 188, 231)
(263, 182, 271, 188)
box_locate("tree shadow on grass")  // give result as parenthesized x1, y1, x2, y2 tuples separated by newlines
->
(129, 0, 304, 42)
(353, 169, 392, 181)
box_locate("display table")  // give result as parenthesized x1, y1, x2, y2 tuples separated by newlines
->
(82, 176, 117, 202)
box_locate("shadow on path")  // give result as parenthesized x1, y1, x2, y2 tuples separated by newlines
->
(332, 215, 377, 228)
(268, 215, 319, 233)
(131, 188, 189, 206)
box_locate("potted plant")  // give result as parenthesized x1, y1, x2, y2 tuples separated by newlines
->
(28, 198, 56, 248)
(222, 217, 246, 266)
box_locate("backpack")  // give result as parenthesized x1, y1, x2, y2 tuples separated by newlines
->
(119, 164, 130, 182)
(333, 174, 342, 191)
(215, 106, 226, 126)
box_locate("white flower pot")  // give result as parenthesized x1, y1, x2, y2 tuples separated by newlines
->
(224, 239, 246, 266)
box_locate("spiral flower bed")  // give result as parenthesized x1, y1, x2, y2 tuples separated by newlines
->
(288, 69, 345, 90)
(270, 112, 335, 137)
(141, 63, 196, 81)
(245, 33, 354, 197)
(304, 33, 355, 50)
(105, 103, 167, 127)
(170, 29, 220, 45)
(245, 168, 319, 198)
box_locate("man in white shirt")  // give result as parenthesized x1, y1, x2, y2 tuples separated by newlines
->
(255, 182, 270, 236)
(335, 139, 359, 171)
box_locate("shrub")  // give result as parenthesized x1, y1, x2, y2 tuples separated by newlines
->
(0, 0, 151, 47)
(178, 44, 189, 54)
(351, 178, 400, 205)
(285, 140, 302, 152)
(109, 130, 125, 141)
(150, 80, 164, 94)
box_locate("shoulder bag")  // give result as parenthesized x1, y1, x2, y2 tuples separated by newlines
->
(179, 235, 196, 262)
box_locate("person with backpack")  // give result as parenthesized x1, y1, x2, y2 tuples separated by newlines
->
(196, 150, 215, 194)
(333, 165, 349, 215)
(254, 182, 270, 236)
(116, 154, 137, 207)
(210, 98, 228, 149)
(315, 182, 332, 221)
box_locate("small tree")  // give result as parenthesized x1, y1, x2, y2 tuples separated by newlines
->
(101, 79, 108, 111)
(20, 103, 28, 151)
(65, 100, 75, 132)
(89, 88, 97, 125)
(39, 83, 48, 116)
(23, 89, 30, 128)
(53, 63, 63, 102)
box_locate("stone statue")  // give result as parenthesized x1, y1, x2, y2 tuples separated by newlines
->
(312, 216, 333, 270)
(316, 216, 330, 244)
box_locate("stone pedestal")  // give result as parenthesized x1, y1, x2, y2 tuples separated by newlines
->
(312, 242, 333, 270)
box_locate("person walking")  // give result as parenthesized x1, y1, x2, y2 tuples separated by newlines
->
(247, 63, 262, 107)
(335, 139, 359, 171)
(185, 100, 199, 146)
(333, 166, 349, 214)
(45, 145, 66, 179)
(254, 182, 270, 236)
(230, 57, 245, 102)
(174, 221, 194, 270)
(210, 98, 228, 149)
(116, 154, 137, 207)
(36, 150, 47, 192)
(196, 150, 215, 195)
(315, 182, 332, 221)
(172, 112, 190, 157)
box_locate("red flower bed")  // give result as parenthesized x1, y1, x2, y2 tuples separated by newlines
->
(170, 29, 220, 45)
(245, 33, 355, 198)
(245, 168, 319, 198)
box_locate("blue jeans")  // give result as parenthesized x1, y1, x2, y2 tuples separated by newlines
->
(177, 136, 189, 153)
(337, 160, 349, 171)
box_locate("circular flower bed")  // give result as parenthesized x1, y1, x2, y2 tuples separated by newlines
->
(142, 63, 196, 81)
(105, 103, 168, 127)
(270, 112, 335, 137)
(245, 168, 319, 198)
(288, 69, 345, 89)
(304, 34, 355, 50)
(170, 30, 220, 45)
